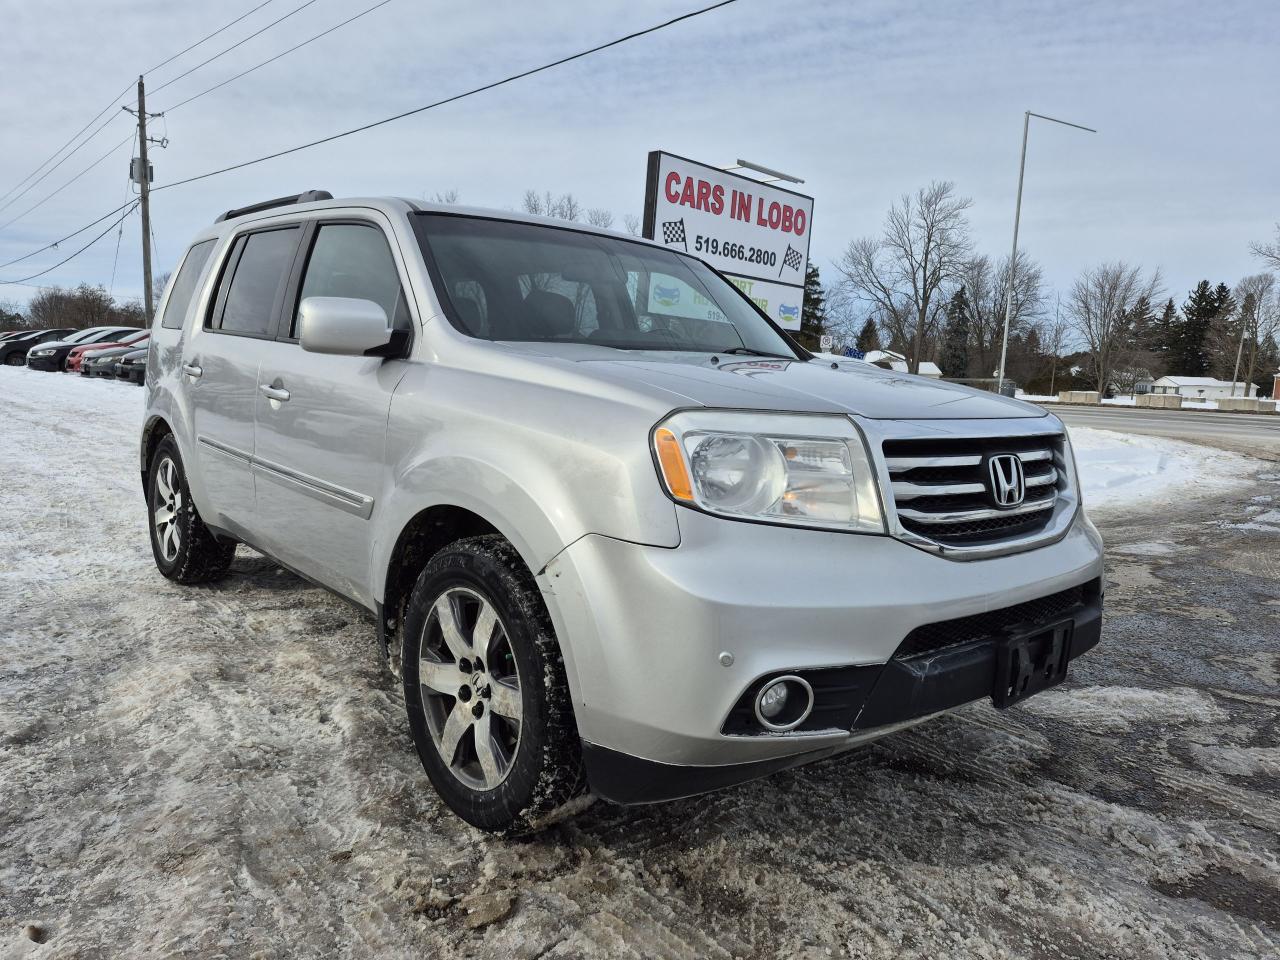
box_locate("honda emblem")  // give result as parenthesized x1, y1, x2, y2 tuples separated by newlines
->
(987, 454, 1026, 508)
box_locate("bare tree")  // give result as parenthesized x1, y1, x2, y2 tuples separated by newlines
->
(586, 208, 614, 230)
(522, 190, 583, 222)
(622, 213, 642, 237)
(425, 189, 459, 204)
(1233, 273, 1280, 392)
(1251, 224, 1280, 273)
(151, 271, 171, 307)
(1067, 262, 1162, 394)
(836, 181, 972, 373)
(958, 250, 1044, 377)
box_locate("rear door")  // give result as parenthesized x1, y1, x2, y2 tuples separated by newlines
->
(183, 225, 301, 538)
(251, 217, 414, 605)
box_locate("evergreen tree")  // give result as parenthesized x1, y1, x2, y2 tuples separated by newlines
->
(1150, 297, 1179, 369)
(1126, 294, 1155, 352)
(855, 317, 881, 353)
(1174, 281, 1218, 376)
(1212, 282, 1237, 319)
(799, 264, 828, 347)
(1255, 335, 1279, 397)
(939, 286, 971, 377)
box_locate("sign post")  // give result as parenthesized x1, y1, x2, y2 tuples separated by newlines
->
(642, 151, 814, 331)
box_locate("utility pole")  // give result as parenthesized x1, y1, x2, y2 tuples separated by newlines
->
(125, 76, 164, 323)
(136, 76, 155, 323)
(996, 111, 1097, 395)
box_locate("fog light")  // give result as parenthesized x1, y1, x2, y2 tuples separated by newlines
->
(758, 681, 789, 718)
(752, 674, 815, 732)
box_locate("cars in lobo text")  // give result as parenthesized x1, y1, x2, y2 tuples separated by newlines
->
(140, 192, 1105, 833)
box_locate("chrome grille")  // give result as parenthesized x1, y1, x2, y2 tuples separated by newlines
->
(883, 433, 1066, 548)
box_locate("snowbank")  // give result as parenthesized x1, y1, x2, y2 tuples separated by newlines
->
(1066, 426, 1260, 511)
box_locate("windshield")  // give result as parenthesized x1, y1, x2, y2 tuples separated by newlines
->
(413, 214, 800, 357)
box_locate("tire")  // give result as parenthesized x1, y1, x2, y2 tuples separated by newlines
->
(402, 535, 585, 834)
(147, 435, 236, 584)
(3, 354, 23, 366)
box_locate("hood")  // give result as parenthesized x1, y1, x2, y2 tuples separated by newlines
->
(496, 343, 1044, 420)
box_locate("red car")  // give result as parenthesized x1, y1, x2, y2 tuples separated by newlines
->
(68, 330, 149, 374)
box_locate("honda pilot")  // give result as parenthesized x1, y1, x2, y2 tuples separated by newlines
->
(141, 192, 1104, 833)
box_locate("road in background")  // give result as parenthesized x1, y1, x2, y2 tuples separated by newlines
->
(1051, 404, 1280, 457)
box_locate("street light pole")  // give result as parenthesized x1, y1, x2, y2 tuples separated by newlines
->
(996, 111, 1097, 395)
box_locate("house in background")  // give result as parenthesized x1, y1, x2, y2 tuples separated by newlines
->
(864, 349, 942, 378)
(1151, 376, 1258, 400)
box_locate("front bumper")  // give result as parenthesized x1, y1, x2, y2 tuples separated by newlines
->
(25, 354, 61, 371)
(540, 505, 1105, 803)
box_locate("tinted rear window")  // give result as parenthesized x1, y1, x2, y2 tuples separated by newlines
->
(161, 239, 216, 330)
(216, 228, 299, 336)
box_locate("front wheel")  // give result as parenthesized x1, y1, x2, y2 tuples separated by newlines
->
(402, 535, 585, 833)
(147, 435, 236, 584)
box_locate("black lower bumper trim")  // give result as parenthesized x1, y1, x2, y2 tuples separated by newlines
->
(581, 740, 845, 806)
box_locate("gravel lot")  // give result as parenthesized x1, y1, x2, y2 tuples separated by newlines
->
(3, 369, 1279, 959)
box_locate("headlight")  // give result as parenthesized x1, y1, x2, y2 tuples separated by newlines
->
(31, 348, 54, 356)
(652, 410, 884, 533)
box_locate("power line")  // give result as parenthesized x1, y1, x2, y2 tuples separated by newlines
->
(157, 0, 738, 192)
(165, 0, 395, 113)
(0, 199, 135, 271)
(108, 206, 134, 297)
(143, 0, 278, 77)
(0, 110, 127, 218)
(150, 0, 322, 97)
(0, 80, 133, 207)
(0, 132, 135, 233)
(1, 0, 737, 281)
(0, 0, 279, 208)
(0, 202, 138, 286)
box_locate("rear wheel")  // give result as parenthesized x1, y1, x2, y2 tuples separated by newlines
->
(3, 354, 23, 366)
(402, 535, 584, 833)
(147, 435, 235, 584)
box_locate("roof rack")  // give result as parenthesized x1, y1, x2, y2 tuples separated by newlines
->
(214, 190, 333, 223)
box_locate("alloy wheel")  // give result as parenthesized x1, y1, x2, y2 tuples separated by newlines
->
(418, 586, 523, 791)
(152, 457, 183, 563)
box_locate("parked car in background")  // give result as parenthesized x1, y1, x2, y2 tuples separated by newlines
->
(69, 330, 149, 374)
(83, 346, 135, 378)
(27, 327, 140, 371)
(115, 347, 149, 385)
(141, 193, 1104, 833)
(0, 328, 74, 366)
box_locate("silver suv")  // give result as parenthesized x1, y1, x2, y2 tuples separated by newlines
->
(141, 192, 1104, 832)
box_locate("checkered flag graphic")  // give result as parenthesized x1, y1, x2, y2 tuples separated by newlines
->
(779, 244, 803, 276)
(661, 218, 687, 251)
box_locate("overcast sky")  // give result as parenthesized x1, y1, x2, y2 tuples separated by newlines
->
(2, 0, 1277, 315)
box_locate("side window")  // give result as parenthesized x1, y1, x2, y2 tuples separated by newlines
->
(292, 223, 410, 338)
(214, 227, 299, 336)
(161, 239, 216, 330)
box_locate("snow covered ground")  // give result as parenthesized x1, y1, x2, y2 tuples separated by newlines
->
(3, 367, 1279, 959)
(1068, 425, 1261, 510)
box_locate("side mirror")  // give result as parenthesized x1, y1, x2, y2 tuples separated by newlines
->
(298, 296, 396, 356)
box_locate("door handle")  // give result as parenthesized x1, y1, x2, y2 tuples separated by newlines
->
(259, 383, 290, 402)
(182, 362, 203, 378)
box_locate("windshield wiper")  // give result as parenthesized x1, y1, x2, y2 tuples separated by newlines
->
(717, 346, 794, 359)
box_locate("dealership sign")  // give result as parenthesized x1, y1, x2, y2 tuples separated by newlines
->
(643, 150, 814, 330)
